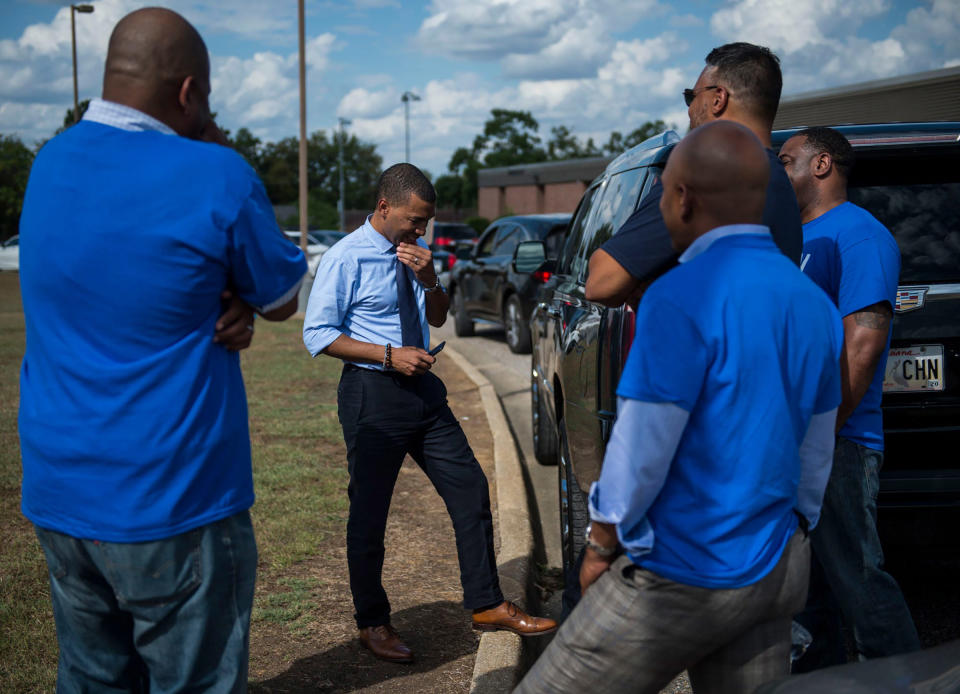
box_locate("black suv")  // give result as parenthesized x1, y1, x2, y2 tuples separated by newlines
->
(448, 214, 570, 353)
(526, 124, 960, 579)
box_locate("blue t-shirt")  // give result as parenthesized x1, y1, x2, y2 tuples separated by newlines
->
(800, 201, 901, 450)
(18, 121, 306, 542)
(617, 232, 842, 588)
(602, 149, 802, 282)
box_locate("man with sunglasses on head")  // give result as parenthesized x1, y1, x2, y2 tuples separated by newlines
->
(585, 42, 802, 308)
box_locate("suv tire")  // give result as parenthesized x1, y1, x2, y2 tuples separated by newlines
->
(504, 294, 532, 354)
(532, 370, 557, 465)
(451, 287, 474, 337)
(558, 419, 588, 593)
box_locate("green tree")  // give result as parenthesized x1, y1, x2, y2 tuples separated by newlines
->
(0, 134, 34, 241)
(229, 127, 262, 170)
(546, 125, 602, 160)
(55, 99, 91, 135)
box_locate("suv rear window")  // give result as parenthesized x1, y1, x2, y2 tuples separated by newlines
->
(848, 147, 960, 284)
(433, 223, 476, 240)
(850, 183, 960, 283)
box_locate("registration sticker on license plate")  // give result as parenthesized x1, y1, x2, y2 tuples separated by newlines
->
(883, 345, 944, 393)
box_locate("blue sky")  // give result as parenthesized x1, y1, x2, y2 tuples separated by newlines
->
(1, 0, 957, 177)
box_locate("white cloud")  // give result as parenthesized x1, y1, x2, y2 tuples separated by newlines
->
(709, 0, 958, 93)
(417, 0, 664, 79)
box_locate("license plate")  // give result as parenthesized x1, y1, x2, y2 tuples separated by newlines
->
(883, 345, 944, 393)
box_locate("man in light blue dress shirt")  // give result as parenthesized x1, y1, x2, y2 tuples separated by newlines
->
(304, 164, 556, 664)
(516, 122, 843, 693)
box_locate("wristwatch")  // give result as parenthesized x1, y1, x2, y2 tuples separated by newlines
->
(423, 276, 445, 293)
(584, 522, 618, 557)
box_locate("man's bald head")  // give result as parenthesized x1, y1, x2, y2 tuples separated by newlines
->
(102, 8, 211, 138)
(659, 121, 770, 253)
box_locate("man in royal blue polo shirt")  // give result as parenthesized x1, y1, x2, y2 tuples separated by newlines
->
(516, 122, 843, 694)
(585, 42, 802, 308)
(779, 127, 920, 670)
(18, 8, 305, 691)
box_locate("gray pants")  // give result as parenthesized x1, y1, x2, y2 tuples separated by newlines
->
(515, 529, 810, 694)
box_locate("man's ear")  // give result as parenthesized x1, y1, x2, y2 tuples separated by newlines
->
(376, 198, 390, 219)
(813, 152, 833, 178)
(711, 86, 729, 118)
(177, 75, 195, 112)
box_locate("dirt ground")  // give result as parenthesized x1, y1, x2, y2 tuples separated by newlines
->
(248, 357, 495, 694)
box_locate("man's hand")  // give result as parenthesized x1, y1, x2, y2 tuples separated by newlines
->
(199, 119, 231, 146)
(391, 346, 436, 376)
(214, 290, 255, 351)
(580, 548, 615, 595)
(396, 242, 437, 287)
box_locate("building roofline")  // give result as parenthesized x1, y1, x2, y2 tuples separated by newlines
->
(780, 66, 960, 105)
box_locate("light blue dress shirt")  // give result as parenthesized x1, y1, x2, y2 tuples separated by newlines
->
(303, 217, 430, 367)
(589, 225, 838, 565)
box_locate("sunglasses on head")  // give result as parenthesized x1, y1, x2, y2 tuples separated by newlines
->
(683, 85, 719, 107)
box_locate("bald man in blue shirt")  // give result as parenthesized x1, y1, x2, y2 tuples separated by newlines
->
(516, 122, 842, 694)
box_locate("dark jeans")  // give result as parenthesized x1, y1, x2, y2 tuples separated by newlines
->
(34, 511, 257, 694)
(337, 365, 503, 628)
(794, 437, 920, 671)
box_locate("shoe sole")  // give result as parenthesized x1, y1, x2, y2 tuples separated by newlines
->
(472, 623, 558, 637)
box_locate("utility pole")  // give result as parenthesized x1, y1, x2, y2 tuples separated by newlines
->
(70, 4, 95, 124)
(338, 117, 352, 233)
(297, 0, 308, 252)
(401, 91, 420, 163)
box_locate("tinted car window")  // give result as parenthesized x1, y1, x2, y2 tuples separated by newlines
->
(850, 182, 960, 283)
(578, 167, 648, 281)
(494, 226, 521, 257)
(544, 224, 568, 258)
(559, 185, 601, 277)
(477, 227, 498, 257)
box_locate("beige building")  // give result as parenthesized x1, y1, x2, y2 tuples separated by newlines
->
(773, 66, 960, 128)
(477, 157, 611, 220)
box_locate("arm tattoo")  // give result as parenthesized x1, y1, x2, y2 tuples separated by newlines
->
(852, 302, 892, 330)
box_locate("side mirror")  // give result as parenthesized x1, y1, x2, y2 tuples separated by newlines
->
(514, 240, 548, 274)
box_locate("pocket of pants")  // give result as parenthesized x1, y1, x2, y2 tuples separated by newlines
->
(338, 372, 366, 426)
(100, 529, 203, 607)
(34, 526, 69, 580)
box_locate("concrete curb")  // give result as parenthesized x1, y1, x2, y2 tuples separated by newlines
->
(441, 344, 532, 693)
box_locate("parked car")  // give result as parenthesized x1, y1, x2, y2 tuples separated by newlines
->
(430, 222, 477, 251)
(525, 123, 960, 583)
(447, 214, 571, 353)
(283, 230, 344, 276)
(0, 235, 18, 271)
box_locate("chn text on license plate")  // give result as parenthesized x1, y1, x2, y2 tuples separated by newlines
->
(883, 344, 944, 393)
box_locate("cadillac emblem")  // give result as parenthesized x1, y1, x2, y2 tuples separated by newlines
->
(895, 286, 928, 313)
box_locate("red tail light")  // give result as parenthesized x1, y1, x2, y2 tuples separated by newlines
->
(532, 270, 552, 282)
(434, 237, 453, 246)
(447, 254, 457, 270)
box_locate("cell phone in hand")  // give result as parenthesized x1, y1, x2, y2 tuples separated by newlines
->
(429, 341, 446, 356)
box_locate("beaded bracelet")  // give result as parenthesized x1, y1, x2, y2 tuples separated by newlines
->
(383, 343, 392, 370)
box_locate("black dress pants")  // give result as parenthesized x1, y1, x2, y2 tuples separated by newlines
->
(337, 364, 503, 628)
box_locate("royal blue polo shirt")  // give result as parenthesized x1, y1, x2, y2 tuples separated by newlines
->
(616, 228, 842, 588)
(18, 111, 306, 542)
(800, 201, 901, 450)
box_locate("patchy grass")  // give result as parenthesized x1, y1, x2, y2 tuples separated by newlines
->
(0, 271, 348, 692)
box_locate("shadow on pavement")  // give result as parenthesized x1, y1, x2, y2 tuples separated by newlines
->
(250, 600, 478, 693)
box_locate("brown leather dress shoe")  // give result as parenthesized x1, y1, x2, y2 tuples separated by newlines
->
(358, 624, 415, 663)
(471, 601, 558, 636)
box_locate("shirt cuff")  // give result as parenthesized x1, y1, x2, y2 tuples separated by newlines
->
(255, 273, 305, 314)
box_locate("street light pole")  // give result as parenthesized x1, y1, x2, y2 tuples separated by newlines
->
(297, 0, 308, 253)
(338, 117, 351, 233)
(70, 4, 95, 125)
(400, 91, 420, 163)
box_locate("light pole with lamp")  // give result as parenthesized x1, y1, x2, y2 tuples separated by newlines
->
(338, 117, 351, 233)
(71, 4, 95, 124)
(400, 91, 420, 163)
